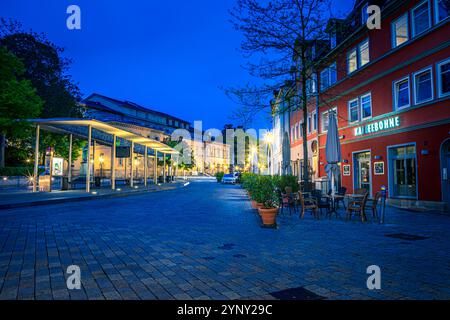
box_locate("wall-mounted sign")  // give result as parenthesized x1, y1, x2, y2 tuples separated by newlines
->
(343, 164, 351, 176)
(52, 157, 64, 176)
(354, 116, 400, 137)
(374, 161, 385, 175)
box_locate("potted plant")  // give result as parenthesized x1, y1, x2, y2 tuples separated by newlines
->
(253, 176, 279, 227)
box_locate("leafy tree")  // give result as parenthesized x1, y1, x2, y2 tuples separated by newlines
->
(227, 0, 347, 184)
(0, 46, 42, 167)
(0, 18, 83, 165)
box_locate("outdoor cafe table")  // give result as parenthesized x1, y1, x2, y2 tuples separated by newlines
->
(324, 194, 345, 217)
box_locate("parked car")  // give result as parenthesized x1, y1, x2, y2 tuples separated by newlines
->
(221, 173, 237, 184)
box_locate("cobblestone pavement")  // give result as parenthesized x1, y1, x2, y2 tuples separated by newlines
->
(0, 180, 449, 300)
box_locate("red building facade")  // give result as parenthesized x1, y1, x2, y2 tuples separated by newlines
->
(291, 0, 450, 210)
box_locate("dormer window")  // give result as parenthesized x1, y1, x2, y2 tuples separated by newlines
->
(361, 3, 369, 26)
(330, 32, 337, 49)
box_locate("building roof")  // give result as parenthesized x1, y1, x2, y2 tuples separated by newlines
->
(83, 93, 190, 125)
(28, 118, 179, 154)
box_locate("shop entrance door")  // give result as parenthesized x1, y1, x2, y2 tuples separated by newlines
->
(353, 151, 371, 195)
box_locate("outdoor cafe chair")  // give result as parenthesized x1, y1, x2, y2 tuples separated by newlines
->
(335, 186, 347, 210)
(365, 191, 382, 220)
(297, 191, 318, 219)
(278, 189, 295, 215)
(311, 190, 331, 217)
(355, 188, 368, 195)
(346, 192, 369, 222)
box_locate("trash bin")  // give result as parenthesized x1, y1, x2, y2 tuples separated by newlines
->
(94, 177, 101, 187)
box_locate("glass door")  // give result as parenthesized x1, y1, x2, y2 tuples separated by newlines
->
(389, 145, 417, 198)
(353, 151, 371, 195)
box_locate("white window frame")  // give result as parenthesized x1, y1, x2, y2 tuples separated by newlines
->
(348, 98, 360, 123)
(320, 69, 329, 91)
(321, 107, 338, 133)
(312, 111, 317, 132)
(347, 48, 358, 74)
(435, 0, 450, 24)
(329, 62, 337, 85)
(437, 57, 450, 98)
(391, 13, 409, 48)
(307, 114, 312, 134)
(360, 92, 372, 120)
(359, 38, 370, 67)
(412, 66, 434, 104)
(347, 39, 370, 74)
(321, 62, 337, 91)
(411, 0, 431, 38)
(393, 76, 411, 110)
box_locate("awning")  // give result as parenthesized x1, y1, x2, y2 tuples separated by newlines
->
(28, 118, 179, 155)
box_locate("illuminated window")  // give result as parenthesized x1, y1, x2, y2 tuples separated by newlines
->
(392, 14, 409, 48)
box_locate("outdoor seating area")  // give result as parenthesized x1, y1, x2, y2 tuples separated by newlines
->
(241, 173, 385, 227)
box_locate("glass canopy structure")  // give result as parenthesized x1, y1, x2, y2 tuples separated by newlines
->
(28, 118, 179, 193)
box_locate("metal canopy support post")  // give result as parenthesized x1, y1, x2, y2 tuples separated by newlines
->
(163, 153, 166, 183)
(130, 141, 134, 187)
(144, 146, 148, 187)
(33, 125, 40, 192)
(111, 134, 116, 190)
(86, 125, 92, 193)
(68, 134, 73, 183)
(154, 150, 158, 184)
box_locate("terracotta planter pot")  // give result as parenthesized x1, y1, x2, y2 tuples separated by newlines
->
(250, 200, 258, 209)
(258, 207, 278, 226)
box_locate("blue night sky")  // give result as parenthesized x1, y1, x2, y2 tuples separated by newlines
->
(0, 0, 354, 130)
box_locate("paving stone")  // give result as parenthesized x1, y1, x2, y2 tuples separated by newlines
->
(0, 181, 449, 300)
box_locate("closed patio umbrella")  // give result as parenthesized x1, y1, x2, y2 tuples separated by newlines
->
(325, 111, 341, 197)
(282, 132, 292, 175)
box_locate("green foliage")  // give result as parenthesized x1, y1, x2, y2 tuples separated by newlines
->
(0, 19, 81, 118)
(0, 19, 82, 167)
(41, 133, 85, 162)
(241, 172, 257, 193)
(273, 175, 299, 193)
(215, 171, 224, 182)
(0, 46, 42, 135)
(252, 175, 279, 209)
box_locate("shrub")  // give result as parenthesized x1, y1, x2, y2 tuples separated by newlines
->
(274, 175, 300, 193)
(215, 171, 224, 182)
(241, 173, 257, 193)
(252, 175, 279, 209)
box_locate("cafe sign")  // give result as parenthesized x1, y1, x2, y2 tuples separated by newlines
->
(354, 116, 400, 137)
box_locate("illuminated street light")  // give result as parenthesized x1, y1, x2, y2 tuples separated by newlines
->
(264, 131, 274, 144)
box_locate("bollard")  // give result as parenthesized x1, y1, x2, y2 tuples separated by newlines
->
(379, 185, 387, 224)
